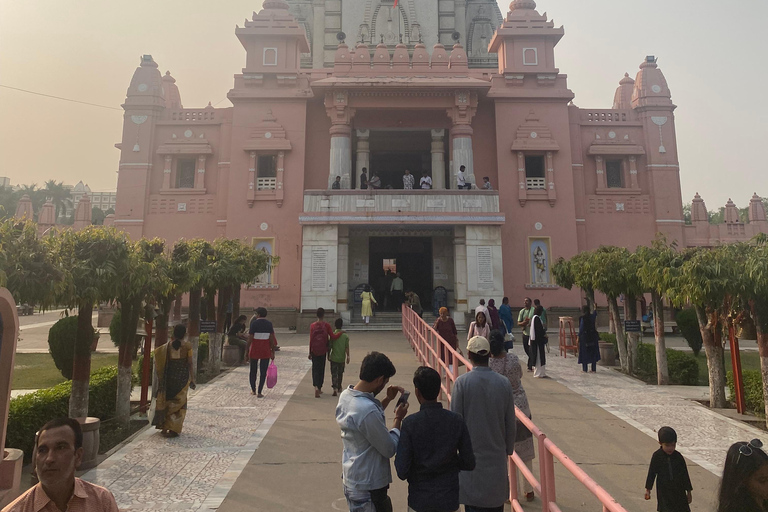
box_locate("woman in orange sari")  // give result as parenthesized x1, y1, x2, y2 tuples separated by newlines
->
(152, 324, 195, 437)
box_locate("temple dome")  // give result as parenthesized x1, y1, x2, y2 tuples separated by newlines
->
(612, 73, 635, 110)
(510, 0, 537, 11)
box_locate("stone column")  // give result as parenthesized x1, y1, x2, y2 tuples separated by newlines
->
(431, 129, 446, 189)
(629, 156, 639, 189)
(276, 151, 285, 207)
(330, 125, 352, 189)
(595, 156, 606, 190)
(194, 155, 206, 190)
(247, 151, 256, 207)
(337, 226, 350, 310)
(451, 124, 474, 187)
(453, 226, 468, 318)
(355, 129, 370, 188)
(162, 155, 172, 190)
(312, 0, 326, 69)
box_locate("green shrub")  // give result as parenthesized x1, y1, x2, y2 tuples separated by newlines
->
(676, 308, 703, 356)
(727, 370, 765, 415)
(109, 309, 121, 347)
(47, 316, 93, 380)
(198, 338, 209, 370)
(134, 352, 154, 383)
(599, 332, 618, 352)
(5, 366, 126, 460)
(635, 343, 699, 385)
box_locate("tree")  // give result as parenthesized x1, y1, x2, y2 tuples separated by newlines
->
(112, 238, 169, 426)
(671, 246, 734, 408)
(152, 240, 196, 350)
(43, 180, 72, 221)
(92, 207, 106, 225)
(744, 235, 768, 425)
(636, 237, 681, 385)
(54, 226, 130, 418)
(553, 252, 598, 312)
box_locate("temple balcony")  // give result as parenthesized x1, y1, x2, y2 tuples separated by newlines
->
(300, 190, 504, 226)
(578, 109, 641, 126)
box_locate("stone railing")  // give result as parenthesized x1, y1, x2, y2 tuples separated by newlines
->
(165, 109, 217, 122)
(526, 177, 546, 190)
(579, 109, 638, 124)
(303, 190, 499, 214)
(256, 177, 277, 191)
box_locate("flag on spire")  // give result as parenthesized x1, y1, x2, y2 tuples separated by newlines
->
(393, 0, 398, 7)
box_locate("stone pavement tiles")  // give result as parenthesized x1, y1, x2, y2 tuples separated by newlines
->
(533, 343, 765, 477)
(82, 346, 311, 511)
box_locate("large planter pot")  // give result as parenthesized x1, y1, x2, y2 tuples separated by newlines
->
(76, 417, 100, 470)
(0, 448, 23, 508)
(222, 344, 241, 367)
(598, 341, 617, 367)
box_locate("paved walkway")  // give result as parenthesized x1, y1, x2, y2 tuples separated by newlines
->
(75, 331, 759, 511)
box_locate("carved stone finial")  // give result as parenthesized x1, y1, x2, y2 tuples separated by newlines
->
(510, 0, 537, 11)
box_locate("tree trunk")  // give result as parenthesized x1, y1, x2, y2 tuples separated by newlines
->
(696, 305, 726, 408)
(585, 288, 596, 313)
(188, 288, 201, 338)
(206, 288, 221, 373)
(233, 285, 241, 320)
(116, 302, 140, 427)
(172, 295, 182, 322)
(652, 292, 670, 385)
(69, 302, 94, 418)
(626, 295, 640, 375)
(752, 305, 768, 428)
(205, 288, 216, 325)
(608, 297, 629, 373)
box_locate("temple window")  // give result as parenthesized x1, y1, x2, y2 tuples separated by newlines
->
(523, 48, 538, 66)
(525, 155, 546, 190)
(257, 154, 277, 190)
(263, 48, 278, 66)
(176, 158, 196, 189)
(606, 159, 624, 188)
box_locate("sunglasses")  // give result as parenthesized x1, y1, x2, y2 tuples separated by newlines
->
(737, 439, 764, 465)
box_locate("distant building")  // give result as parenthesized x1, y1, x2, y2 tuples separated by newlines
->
(0, 177, 11, 188)
(67, 181, 117, 216)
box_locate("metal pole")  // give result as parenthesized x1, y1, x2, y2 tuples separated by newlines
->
(140, 318, 153, 413)
(729, 322, 746, 414)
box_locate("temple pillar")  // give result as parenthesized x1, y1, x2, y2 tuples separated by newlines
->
(431, 129, 446, 189)
(451, 124, 474, 187)
(355, 129, 370, 189)
(194, 155, 206, 190)
(453, 226, 468, 320)
(162, 155, 172, 190)
(629, 156, 639, 189)
(337, 226, 350, 310)
(247, 151, 256, 207)
(546, 151, 556, 206)
(330, 125, 352, 189)
(595, 156, 606, 190)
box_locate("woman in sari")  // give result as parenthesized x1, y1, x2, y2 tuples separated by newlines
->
(487, 298, 501, 331)
(152, 324, 196, 437)
(433, 307, 459, 371)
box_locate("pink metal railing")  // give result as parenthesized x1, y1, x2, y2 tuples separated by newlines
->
(401, 305, 629, 512)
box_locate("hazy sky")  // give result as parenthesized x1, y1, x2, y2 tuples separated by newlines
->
(1, 0, 765, 209)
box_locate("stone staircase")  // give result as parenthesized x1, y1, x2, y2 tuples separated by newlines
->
(344, 311, 439, 331)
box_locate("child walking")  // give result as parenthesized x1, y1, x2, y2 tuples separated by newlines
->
(645, 426, 693, 512)
(329, 318, 350, 396)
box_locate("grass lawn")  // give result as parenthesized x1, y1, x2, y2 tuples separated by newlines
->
(12, 353, 120, 390)
(694, 351, 761, 386)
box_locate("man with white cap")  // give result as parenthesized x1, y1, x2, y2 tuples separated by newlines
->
(450, 336, 517, 512)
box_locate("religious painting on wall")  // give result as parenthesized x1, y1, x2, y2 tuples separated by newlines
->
(252, 238, 276, 286)
(528, 237, 552, 285)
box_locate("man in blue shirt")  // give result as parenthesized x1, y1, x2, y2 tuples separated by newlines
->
(395, 366, 475, 512)
(336, 352, 409, 511)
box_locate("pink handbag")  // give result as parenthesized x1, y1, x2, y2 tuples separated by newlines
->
(266, 361, 278, 389)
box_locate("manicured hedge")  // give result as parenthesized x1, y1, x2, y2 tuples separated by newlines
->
(5, 366, 126, 460)
(48, 316, 93, 380)
(676, 308, 703, 356)
(635, 343, 699, 386)
(727, 370, 764, 415)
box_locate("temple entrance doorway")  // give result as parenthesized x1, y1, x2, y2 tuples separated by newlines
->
(368, 236, 433, 312)
(365, 130, 434, 189)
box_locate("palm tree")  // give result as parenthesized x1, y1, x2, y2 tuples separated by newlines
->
(44, 180, 73, 221)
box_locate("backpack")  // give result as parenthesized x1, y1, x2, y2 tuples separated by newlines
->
(310, 322, 329, 356)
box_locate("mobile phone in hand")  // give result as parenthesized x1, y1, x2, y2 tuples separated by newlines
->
(396, 391, 410, 407)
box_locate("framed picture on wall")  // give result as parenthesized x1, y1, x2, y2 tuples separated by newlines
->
(527, 237, 552, 286)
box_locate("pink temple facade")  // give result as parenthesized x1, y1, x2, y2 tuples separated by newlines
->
(113, 0, 767, 325)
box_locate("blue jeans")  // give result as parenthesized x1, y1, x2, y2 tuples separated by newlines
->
(343, 486, 392, 512)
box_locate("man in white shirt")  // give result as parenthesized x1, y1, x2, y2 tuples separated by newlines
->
(419, 171, 432, 190)
(474, 299, 489, 323)
(391, 273, 404, 310)
(457, 165, 471, 190)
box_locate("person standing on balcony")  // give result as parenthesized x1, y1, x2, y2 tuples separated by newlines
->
(395, 366, 475, 512)
(332, 176, 342, 189)
(457, 165, 471, 190)
(403, 169, 415, 190)
(482, 177, 493, 190)
(419, 171, 432, 190)
(360, 168, 369, 190)
(451, 336, 516, 512)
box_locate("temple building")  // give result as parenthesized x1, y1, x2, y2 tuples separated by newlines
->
(113, 0, 767, 326)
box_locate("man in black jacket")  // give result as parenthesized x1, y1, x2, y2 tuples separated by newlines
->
(395, 366, 475, 512)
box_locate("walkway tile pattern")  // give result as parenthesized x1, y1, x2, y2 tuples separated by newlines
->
(533, 344, 765, 476)
(82, 347, 311, 511)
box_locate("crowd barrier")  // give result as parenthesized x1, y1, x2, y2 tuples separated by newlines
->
(401, 306, 629, 512)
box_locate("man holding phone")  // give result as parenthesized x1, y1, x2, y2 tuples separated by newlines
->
(336, 351, 409, 512)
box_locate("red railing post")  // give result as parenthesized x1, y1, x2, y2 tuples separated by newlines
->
(508, 456, 519, 505)
(538, 436, 550, 512)
(729, 322, 746, 414)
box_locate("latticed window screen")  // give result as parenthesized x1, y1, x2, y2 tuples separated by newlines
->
(176, 159, 195, 189)
(606, 159, 624, 188)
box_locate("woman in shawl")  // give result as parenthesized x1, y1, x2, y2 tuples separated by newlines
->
(488, 330, 536, 502)
(433, 307, 459, 371)
(487, 298, 501, 331)
(578, 305, 601, 372)
(529, 305, 547, 378)
(361, 284, 377, 325)
(152, 324, 195, 437)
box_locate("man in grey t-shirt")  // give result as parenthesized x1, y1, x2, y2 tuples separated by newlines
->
(451, 336, 516, 511)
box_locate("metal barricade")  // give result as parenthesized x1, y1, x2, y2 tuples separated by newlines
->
(401, 305, 629, 512)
